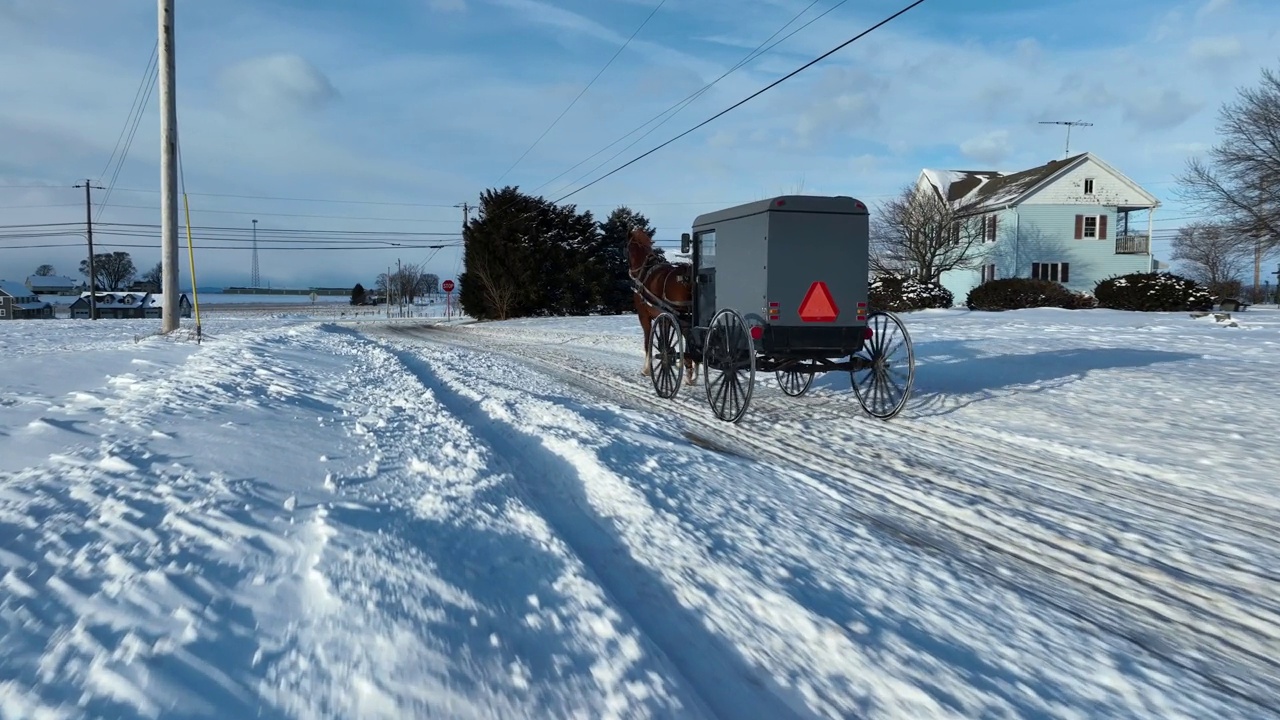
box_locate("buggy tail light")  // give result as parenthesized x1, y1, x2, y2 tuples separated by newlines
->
(750, 325, 763, 340)
(864, 327, 874, 339)
(856, 301, 867, 322)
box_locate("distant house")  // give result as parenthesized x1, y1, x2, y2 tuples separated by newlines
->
(0, 280, 54, 319)
(25, 274, 81, 295)
(69, 291, 192, 319)
(141, 292, 190, 316)
(69, 291, 149, 319)
(917, 152, 1162, 301)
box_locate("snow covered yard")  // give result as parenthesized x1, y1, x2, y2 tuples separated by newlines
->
(0, 307, 1276, 718)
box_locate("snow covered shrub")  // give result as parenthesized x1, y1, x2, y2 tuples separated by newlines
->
(869, 273, 954, 312)
(1066, 290, 1098, 309)
(1093, 272, 1213, 312)
(964, 278, 1081, 311)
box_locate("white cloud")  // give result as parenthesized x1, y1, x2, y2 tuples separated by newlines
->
(218, 53, 339, 118)
(1122, 88, 1205, 132)
(1189, 35, 1244, 68)
(1196, 0, 1231, 18)
(960, 130, 1013, 166)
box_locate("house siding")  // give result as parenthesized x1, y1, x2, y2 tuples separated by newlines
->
(1018, 157, 1155, 207)
(939, 207, 1014, 304)
(941, 204, 1153, 301)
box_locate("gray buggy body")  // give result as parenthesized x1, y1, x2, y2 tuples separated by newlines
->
(641, 194, 914, 423)
(688, 195, 871, 358)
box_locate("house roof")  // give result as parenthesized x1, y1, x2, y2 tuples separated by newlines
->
(919, 151, 1158, 216)
(26, 275, 77, 288)
(0, 280, 37, 299)
(921, 153, 1090, 214)
(143, 293, 190, 307)
(14, 301, 51, 310)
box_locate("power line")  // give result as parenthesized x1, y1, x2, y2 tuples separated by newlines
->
(494, 0, 668, 186)
(553, 0, 929, 203)
(96, 41, 160, 221)
(98, 41, 159, 183)
(533, 0, 838, 197)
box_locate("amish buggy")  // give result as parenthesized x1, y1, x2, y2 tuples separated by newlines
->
(628, 195, 915, 423)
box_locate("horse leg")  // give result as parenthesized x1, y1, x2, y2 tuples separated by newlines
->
(640, 311, 653, 377)
(685, 356, 698, 385)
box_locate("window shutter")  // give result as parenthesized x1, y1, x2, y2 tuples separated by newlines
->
(1074, 215, 1084, 239)
(1031, 262, 1041, 279)
(1098, 215, 1108, 239)
(987, 215, 998, 242)
(1062, 263, 1070, 283)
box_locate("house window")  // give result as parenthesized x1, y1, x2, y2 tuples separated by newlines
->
(1074, 214, 1107, 239)
(1082, 216, 1097, 238)
(1031, 262, 1070, 283)
(0, 309, 6, 317)
(981, 264, 997, 283)
(984, 214, 998, 243)
(1083, 178, 1095, 194)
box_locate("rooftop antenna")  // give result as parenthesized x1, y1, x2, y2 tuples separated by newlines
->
(1038, 120, 1093, 158)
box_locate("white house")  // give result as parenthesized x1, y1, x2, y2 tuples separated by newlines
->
(918, 152, 1162, 302)
(25, 274, 81, 295)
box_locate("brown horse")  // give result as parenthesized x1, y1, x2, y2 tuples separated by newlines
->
(627, 227, 698, 385)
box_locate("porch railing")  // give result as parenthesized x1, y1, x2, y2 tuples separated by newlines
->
(1115, 234, 1150, 254)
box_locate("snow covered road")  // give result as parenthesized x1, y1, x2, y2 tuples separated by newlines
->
(1, 310, 1276, 718)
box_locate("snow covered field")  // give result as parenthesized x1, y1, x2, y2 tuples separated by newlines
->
(0, 307, 1276, 719)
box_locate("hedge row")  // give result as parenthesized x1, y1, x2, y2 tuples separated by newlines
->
(870, 271, 1216, 313)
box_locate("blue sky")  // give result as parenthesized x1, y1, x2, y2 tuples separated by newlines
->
(0, 0, 1276, 289)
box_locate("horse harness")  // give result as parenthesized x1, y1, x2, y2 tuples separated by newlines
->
(629, 249, 692, 318)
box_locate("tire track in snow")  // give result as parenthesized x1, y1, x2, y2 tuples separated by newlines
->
(404, 323, 1280, 596)
(297, 326, 704, 719)
(390, 322, 1280, 715)
(446, 323, 1280, 545)
(363, 337, 811, 720)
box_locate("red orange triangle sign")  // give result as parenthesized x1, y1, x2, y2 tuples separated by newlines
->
(798, 281, 838, 322)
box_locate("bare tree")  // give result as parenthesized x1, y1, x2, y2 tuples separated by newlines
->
(141, 261, 163, 288)
(870, 183, 988, 282)
(1175, 63, 1280, 298)
(1170, 221, 1249, 293)
(34, 264, 55, 276)
(467, 255, 520, 320)
(79, 251, 136, 290)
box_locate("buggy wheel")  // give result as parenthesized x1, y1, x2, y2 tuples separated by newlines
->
(702, 309, 756, 422)
(649, 311, 684, 399)
(852, 310, 915, 420)
(776, 365, 814, 397)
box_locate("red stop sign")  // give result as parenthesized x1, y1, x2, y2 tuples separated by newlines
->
(442, 280, 455, 292)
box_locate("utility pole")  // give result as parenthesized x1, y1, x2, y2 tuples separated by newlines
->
(251, 218, 260, 287)
(158, 0, 180, 333)
(73, 179, 105, 320)
(1038, 120, 1093, 158)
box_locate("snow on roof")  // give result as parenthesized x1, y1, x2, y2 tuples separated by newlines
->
(25, 275, 77, 287)
(15, 301, 50, 310)
(919, 153, 1089, 214)
(0, 280, 37, 299)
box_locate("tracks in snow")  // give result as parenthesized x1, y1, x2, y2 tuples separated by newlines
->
(341, 329, 809, 719)
(384, 322, 1280, 715)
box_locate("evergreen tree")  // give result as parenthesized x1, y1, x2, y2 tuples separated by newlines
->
(351, 282, 367, 305)
(458, 187, 542, 320)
